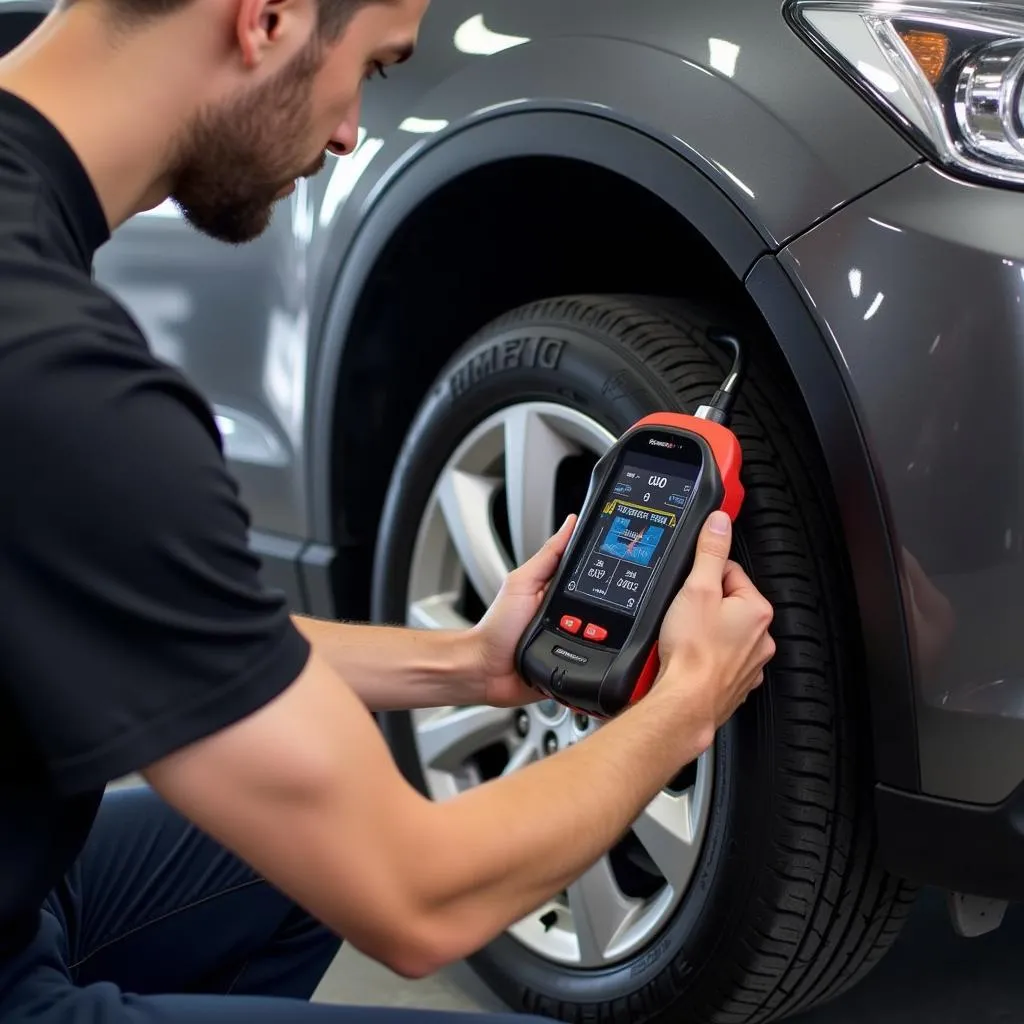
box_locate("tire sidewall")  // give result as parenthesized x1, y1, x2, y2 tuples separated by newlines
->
(372, 314, 772, 1005)
(372, 322, 677, 625)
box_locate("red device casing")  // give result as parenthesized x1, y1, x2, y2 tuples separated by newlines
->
(624, 412, 744, 708)
(515, 410, 745, 719)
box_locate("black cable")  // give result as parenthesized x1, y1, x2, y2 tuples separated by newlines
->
(696, 329, 744, 425)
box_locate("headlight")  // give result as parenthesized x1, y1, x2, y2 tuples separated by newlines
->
(787, 0, 1024, 187)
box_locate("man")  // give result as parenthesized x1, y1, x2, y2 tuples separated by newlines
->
(0, 0, 776, 1020)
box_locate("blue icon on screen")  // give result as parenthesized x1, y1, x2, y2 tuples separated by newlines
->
(600, 516, 663, 567)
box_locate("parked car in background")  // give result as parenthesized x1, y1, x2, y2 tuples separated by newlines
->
(4, 0, 1024, 1020)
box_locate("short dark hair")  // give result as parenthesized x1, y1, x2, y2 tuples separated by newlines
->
(82, 0, 380, 41)
(313, 0, 371, 40)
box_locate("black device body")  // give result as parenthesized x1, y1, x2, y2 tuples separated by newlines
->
(514, 423, 726, 719)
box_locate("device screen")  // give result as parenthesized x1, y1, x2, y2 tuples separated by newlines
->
(561, 448, 701, 619)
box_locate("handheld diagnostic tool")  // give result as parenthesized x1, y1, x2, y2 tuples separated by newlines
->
(514, 333, 747, 720)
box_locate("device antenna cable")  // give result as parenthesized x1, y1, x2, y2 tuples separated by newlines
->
(696, 329, 744, 425)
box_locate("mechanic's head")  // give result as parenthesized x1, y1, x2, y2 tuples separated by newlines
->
(100, 0, 426, 242)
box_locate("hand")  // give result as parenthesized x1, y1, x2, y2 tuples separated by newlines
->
(655, 510, 775, 733)
(470, 514, 578, 707)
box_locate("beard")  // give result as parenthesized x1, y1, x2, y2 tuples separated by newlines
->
(166, 36, 328, 244)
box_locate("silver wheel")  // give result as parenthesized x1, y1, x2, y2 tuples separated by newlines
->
(404, 401, 715, 969)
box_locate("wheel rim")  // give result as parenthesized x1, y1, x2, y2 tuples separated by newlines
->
(405, 400, 715, 969)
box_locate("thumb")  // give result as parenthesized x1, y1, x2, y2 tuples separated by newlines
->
(512, 514, 577, 590)
(685, 510, 733, 593)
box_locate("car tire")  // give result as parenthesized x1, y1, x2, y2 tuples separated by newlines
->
(372, 294, 917, 1023)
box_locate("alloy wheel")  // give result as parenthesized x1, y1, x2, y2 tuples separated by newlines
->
(405, 401, 714, 968)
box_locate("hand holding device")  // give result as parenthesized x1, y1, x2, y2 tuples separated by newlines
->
(653, 512, 775, 730)
(470, 513, 578, 708)
(514, 332, 766, 718)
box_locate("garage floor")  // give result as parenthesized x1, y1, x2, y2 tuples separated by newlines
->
(313, 888, 1024, 1023)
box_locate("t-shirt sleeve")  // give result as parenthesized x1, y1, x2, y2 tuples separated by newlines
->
(0, 332, 312, 796)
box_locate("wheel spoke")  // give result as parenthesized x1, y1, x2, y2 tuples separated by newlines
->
(567, 856, 640, 966)
(407, 593, 471, 631)
(631, 790, 700, 892)
(502, 406, 578, 566)
(414, 705, 513, 773)
(501, 739, 539, 776)
(404, 401, 716, 967)
(436, 468, 512, 606)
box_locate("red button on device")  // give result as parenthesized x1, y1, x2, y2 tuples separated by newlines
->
(584, 623, 608, 643)
(559, 615, 582, 635)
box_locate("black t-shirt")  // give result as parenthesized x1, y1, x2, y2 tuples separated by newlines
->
(0, 89, 312, 957)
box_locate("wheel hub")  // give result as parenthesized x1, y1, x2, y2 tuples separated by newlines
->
(535, 699, 567, 725)
(403, 400, 715, 969)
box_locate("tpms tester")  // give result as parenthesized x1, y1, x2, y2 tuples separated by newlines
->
(514, 333, 747, 720)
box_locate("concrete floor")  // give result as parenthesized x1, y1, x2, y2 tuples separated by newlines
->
(314, 947, 505, 1014)
(313, 888, 1024, 1022)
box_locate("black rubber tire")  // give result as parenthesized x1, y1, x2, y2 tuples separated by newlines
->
(371, 295, 917, 1024)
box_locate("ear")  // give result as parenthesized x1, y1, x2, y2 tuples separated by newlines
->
(233, 0, 303, 68)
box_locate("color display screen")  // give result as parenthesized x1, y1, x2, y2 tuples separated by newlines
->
(561, 451, 700, 618)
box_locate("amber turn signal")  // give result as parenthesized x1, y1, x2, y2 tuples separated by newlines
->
(898, 29, 950, 84)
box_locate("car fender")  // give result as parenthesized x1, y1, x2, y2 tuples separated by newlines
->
(307, 102, 765, 544)
(307, 94, 919, 791)
(308, 31, 919, 319)
(308, 30, 917, 530)
(0, 6, 922, 789)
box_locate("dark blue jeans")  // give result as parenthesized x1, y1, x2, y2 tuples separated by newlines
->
(0, 784, 553, 1023)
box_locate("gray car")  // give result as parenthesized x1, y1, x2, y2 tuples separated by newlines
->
(4, 0, 1024, 1020)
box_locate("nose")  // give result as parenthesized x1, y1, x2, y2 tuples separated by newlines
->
(328, 105, 362, 157)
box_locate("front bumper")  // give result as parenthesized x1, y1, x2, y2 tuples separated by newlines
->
(780, 161, 1024, 811)
(874, 779, 1024, 900)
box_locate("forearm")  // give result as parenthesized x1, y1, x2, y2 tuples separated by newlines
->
(291, 615, 484, 711)
(142, 642, 718, 979)
(409, 680, 713, 967)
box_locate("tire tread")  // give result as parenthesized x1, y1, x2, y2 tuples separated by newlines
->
(485, 294, 916, 1024)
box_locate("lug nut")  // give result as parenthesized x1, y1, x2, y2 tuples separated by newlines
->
(544, 732, 559, 756)
(515, 711, 530, 737)
(574, 713, 590, 731)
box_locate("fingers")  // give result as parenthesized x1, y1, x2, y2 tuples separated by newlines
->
(720, 559, 749, 597)
(721, 560, 775, 634)
(684, 510, 733, 596)
(554, 512, 577, 547)
(721, 560, 760, 600)
(509, 514, 577, 591)
(745, 636, 775, 689)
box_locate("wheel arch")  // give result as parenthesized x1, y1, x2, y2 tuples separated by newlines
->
(307, 109, 765, 547)
(307, 109, 919, 792)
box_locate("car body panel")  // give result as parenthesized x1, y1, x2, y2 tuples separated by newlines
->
(89, 0, 920, 551)
(304, 107, 922, 800)
(744, 251, 921, 793)
(780, 161, 1024, 804)
(4, 0, 1024, 881)
(307, 108, 772, 547)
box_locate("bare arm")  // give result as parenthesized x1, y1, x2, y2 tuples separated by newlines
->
(290, 515, 580, 713)
(143, 648, 716, 978)
(291, 615, 484, 711)
(143, 515, 774, 980)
